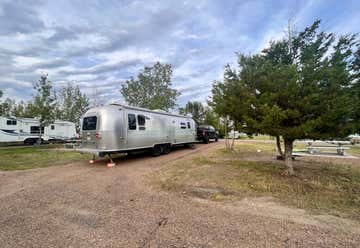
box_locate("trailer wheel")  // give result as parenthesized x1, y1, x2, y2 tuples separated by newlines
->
(215, 136, 218, 142)
(152, 145, 162, 156)
(24, 138, 34, 145)
(163, 144, 171, 154)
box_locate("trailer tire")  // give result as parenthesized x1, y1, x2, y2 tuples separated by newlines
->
(24, 138, 35, 145)
(152, 145, 162, 157)
(163, 144, 171, 154)
(215, 136, 218, 142)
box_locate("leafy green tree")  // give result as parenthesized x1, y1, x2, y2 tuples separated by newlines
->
(0, 98, 15, 117)
(179, 101, 205, 124)
(30, 74, 56, 144)
(203, 107, 218, 127)
(0, 96, 35, 118)
(0, 90, 5, 116)
(210, 20, 359, 175)
(55, 82, 90, 131)
(179, 101, 225, 134)
(11, 101, 30, 117)
(210, 65, 251, 138)
(120, 62, 180, 111)
(203, 107, 228, 137)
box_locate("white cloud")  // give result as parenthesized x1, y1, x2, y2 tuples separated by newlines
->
(1, 0, 359, 108)
(14, 56, 43, 67)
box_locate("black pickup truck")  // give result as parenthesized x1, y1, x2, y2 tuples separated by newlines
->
(197, 125, 218, 143)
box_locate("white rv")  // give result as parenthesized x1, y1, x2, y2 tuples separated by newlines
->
(228, 131, 247, 139)
(0, 116, 77, 145)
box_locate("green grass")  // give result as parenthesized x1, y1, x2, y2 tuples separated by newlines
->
(0, 145, 88, 171)
(242, 134, 273, 140)
(154, 141, 360, 220)
(348, 145, 360, 156)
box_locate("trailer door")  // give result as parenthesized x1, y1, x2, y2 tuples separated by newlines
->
(168, 118, 176, 144)
(81, 115, 99, 149)
(126, 112, 137, 149)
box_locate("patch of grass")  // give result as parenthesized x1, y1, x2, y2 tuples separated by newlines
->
(154, 141, 360, 220)
(0, 146, 88, 171)
(243, 135, 273, 140)
(348, 145, 360, 156)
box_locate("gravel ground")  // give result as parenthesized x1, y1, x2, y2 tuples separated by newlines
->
(0, 142, 359, 248)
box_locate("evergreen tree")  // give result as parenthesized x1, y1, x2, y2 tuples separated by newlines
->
(210, 20, 359, 175)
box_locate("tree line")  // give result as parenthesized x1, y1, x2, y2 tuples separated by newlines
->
(3, 19, 357, 176)
(1, 62, 222, 135)
(0, 75, 90, 132)
(120, 62, 224, 134)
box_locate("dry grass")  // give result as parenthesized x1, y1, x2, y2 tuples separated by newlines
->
(348, 145, 360, 156)
(154, 141, 360, 220)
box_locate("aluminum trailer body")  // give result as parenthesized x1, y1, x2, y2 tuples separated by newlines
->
(0, 116, 77, 144)
(78, 104, 196, 156)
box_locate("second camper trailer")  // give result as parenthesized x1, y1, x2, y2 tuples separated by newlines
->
(0, 116, 77, 145)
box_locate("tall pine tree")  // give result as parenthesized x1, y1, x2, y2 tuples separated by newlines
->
(210, 20, 359, 175)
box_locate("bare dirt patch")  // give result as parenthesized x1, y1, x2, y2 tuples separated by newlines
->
(154, 140, 360, 222)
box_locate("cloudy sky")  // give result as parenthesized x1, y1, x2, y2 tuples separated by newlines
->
(0, 0, 359, 107)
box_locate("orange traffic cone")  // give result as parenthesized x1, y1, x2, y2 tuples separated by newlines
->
(107, 162, 116, 168)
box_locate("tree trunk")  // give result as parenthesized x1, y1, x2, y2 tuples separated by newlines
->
(276, 135, 284, 159)
(283, 138, 294, 176)
(37, 123, 42, 146)
(230, 129, 235, 150)
(224, 117, 229, 149)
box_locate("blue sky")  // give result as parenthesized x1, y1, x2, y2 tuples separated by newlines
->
(0, 0, 359, 107)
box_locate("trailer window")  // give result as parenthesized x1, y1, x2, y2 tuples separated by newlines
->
(137, 115, 145, 130)
(187, 122, 191, 129)
(128, 114, 136, 130)
(180, 122, 186, 129)
(51, 125, 55, 130)
(137, 115, 145, 126)
(30, 126, 44, 134)
(82, 116, 97, 130)
(6, 119, 17, 125)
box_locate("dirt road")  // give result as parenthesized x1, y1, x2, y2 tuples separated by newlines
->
(0, 142, 359, 247)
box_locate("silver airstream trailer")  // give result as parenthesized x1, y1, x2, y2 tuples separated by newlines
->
(78, 104, 196, 162)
